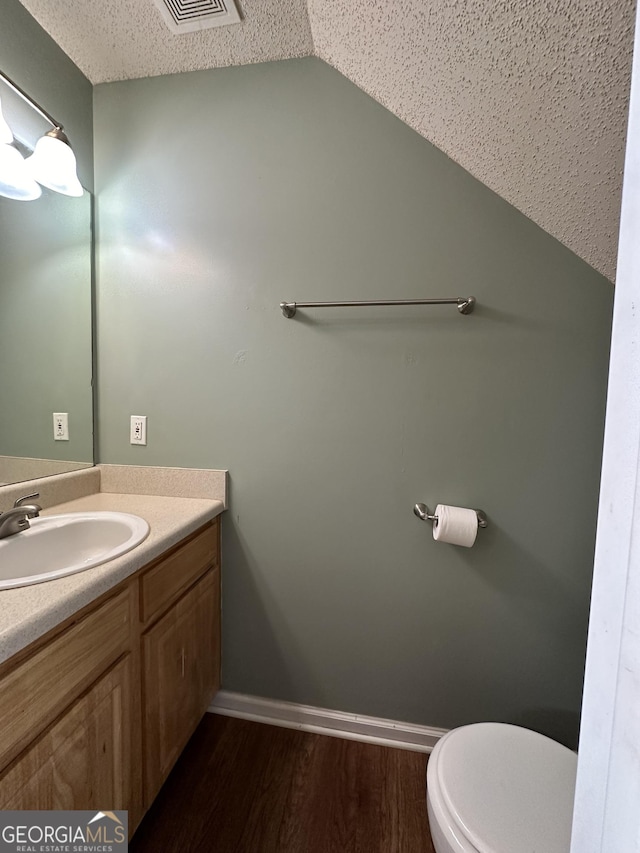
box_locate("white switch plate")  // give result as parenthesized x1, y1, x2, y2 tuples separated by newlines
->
(130, 415, 147, 445)
(53, 412, 69, 441)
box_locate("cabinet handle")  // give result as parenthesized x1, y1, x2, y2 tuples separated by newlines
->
(181, 648, 185, 678)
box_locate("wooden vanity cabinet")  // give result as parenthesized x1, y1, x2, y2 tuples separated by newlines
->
(1, 656, 133, 810)
(0, 516, 220, 835)
(143, 567, 220, 803)
(140, 521, 221, 805)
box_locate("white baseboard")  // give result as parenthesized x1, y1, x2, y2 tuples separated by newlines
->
(208, 690, 447, 753)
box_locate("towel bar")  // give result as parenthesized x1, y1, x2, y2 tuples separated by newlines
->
(280, 297, 476, 318)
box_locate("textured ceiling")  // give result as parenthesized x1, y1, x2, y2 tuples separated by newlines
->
(16, 0, 314, 82)
(307, 0, 635, 282)
(17, 0, 636, 280)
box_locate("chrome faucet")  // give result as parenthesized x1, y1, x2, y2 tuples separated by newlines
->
(0, 493, 42, 539)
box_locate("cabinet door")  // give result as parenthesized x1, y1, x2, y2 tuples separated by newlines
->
(0, 655, 132, 810)
(0, 589, 130, 771)
(143, 568, 220, 802)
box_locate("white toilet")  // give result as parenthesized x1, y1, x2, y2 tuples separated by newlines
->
(427, 722, 578, 853)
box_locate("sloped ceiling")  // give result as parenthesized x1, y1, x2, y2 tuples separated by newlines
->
(17, 0, 636, 280)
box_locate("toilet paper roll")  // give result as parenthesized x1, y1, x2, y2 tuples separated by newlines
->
(432, 504, 478, 548)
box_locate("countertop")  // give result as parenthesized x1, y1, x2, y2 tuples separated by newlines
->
(0, 491, 224, 665)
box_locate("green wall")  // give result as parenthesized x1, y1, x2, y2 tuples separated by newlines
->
(0, 0, 93, 190)
(94, 57, 613, 747)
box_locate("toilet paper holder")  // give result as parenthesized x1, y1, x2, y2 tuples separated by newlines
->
(413, 503, 488, 529)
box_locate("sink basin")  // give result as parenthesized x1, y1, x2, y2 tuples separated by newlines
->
(0, 511, 150, 590)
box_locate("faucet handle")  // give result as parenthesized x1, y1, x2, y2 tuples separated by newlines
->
(14, 492, 40, 508)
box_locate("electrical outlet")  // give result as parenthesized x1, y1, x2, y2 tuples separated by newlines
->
(53, 412, 69, 441)
(130, 415, 147, 446)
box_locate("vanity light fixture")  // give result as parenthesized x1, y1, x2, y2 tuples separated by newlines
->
(26, 128, 83, 197)
(0, 142, 41, 200)
(0, 94, 40, 200)
(0, 70, 83, 199)
(0, 95, 13, 144)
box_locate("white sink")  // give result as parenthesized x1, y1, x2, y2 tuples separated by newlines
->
(0, 511, 150, 590)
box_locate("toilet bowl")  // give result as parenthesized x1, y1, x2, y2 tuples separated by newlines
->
(426, 723, 578, 853)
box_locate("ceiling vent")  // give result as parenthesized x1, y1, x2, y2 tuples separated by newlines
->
(152, 0, 242, 34)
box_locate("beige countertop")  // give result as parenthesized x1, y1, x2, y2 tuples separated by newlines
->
(0, 491, 224, 666)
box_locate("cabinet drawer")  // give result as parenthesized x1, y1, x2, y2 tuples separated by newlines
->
(140, 521, 218, 625)
(0, 589, 130, 770)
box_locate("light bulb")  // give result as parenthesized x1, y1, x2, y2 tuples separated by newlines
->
(0, 143, 41, 201)
(25, 128, 83, 197)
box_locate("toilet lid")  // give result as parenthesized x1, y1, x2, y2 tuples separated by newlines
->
(436, 723, 578, 853)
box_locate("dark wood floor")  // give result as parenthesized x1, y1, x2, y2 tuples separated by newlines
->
(131, 714, 436, 853)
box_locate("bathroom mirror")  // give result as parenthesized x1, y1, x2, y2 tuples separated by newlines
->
(0, 185, 94, 486)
